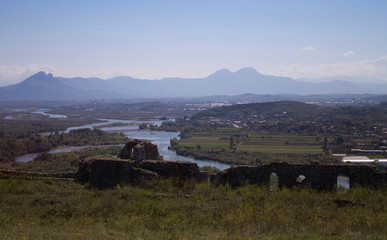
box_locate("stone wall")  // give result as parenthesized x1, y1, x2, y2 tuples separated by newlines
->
(75, 140, 387, 190)
(214, 162, 387, 190)
(76, 157, 208, 189)
(139, 160, 208, 182)
(78, 157, 135, 189)
(77, 158, 387, 190)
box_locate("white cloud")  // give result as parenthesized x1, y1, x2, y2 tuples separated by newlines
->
(0, 64, 57, 86)
(343, 51, 355, 56)
(261, 56, 387, 81)
(0, 65, 204, 86)
(0, 65, 145, 86)
(301, 46, 316, 51)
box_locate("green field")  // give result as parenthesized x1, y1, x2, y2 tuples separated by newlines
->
(238, 144, 323, 154)
(178, 133, 323, 154)
(179, 136, 230, 149)
(179, 142, 230, 149)
(0, 175, 386, 239)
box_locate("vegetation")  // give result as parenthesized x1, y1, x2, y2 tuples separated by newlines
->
(0, 146, 122, 173)
(165, 101, 387, 164)
(0, 175, 386, 239)
(0, 116, 95, 139)
(0, 101, 386, 239)
(175, 146, 330, 165)
(139, 123, 162, 130)
(48, 102, 192, 119)
(0, 128, 126, 162)
(168, 126, 331, 165)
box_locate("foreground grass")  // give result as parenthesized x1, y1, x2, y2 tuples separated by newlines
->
(0, 175, 386, 240)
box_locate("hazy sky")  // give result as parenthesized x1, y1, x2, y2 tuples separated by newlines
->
(0, 0, 387, 85)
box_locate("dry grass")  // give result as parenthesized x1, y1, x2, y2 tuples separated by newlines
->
(0, 175, 386, 239)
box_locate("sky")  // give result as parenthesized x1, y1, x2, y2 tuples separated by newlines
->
(0, 0, 387, 86)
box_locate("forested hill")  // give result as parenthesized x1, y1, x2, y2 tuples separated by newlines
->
(191, 101, 387, 123)
(191, 101, 323, 121)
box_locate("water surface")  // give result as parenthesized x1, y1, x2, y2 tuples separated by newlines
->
(15, 109, 231, 170)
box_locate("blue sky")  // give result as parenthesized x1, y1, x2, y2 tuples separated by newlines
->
(0, 0, 386, 85)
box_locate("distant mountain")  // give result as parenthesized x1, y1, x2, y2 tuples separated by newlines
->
(298, 76, 387, 94)
(0, 72, 103, 100)
(59, 67, 387, 97)
(299, 75, 387, 84)
(1, 68, 387, 101)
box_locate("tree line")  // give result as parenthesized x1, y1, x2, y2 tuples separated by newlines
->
(0, 128, 127, 162)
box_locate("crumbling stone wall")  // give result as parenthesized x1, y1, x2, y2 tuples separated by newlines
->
(79, 159, 386, 190)
(76, 157, 208, 189)
(215, 162, 387, 190)
(76, 140, 387, 190)
(118, 139, 162, 162)
(77, 157, 135, 189)
(139, 160, 208, 181)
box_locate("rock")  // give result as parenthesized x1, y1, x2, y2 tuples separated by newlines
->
(119, 139, 162, 162)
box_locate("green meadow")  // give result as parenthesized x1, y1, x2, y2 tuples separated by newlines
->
(175, 132, 324, 164)
(238, 145, 322, 154)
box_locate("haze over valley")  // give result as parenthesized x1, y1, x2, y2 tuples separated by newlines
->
(1, 68, 387, 102)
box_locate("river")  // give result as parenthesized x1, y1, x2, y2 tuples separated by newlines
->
(15, 108, 231, 170)
(32, 108, 67, 119)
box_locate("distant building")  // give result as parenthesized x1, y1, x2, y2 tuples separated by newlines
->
(340, 156, 387, 166)
(342, 156, 372, 163)
(351, 149, 384, 154)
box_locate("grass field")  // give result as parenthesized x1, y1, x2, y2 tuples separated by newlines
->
(0, 175, 386, 239)
(179, 135, 230, 149)
(178, 132, 323, 154)
(238, 144, 323, 154)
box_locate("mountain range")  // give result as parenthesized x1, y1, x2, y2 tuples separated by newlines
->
(1, 67, 387, 101)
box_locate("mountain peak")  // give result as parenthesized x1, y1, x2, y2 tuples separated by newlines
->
(32, 71, 53, 78)
(217, 68, 232, 73)
(0, 71, 83, 100)
(208, 68, 233, 78)
(19, 71, 60, 87)
(26, 71, 54, 80)
(235, 67, 261, 76)
(36, 71, 47, 75)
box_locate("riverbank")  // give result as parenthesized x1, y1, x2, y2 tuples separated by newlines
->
(170, 147, 241, 166)
(8, 108, 231, 169)
(15, 144, 125, 163)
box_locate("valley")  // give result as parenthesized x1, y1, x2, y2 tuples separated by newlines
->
(0, 91, 387, 240)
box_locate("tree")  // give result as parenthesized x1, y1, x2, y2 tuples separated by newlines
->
(336, 136, 344, 145)
(323, 137, 328, 153)
(230, 136, 234, 149)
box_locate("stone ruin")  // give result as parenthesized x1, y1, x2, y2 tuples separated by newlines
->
(77, 139, 207, 189)
(118, 139, 163, 162)
(76, 139, 387, 190)
(77, 158, 208, 189)
(212, 162, 387, 190)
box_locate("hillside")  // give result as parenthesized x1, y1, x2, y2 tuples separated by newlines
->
(191, 101, 325, 121)
(190, 100, 387, 123)
(0, 72, 87, 100)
